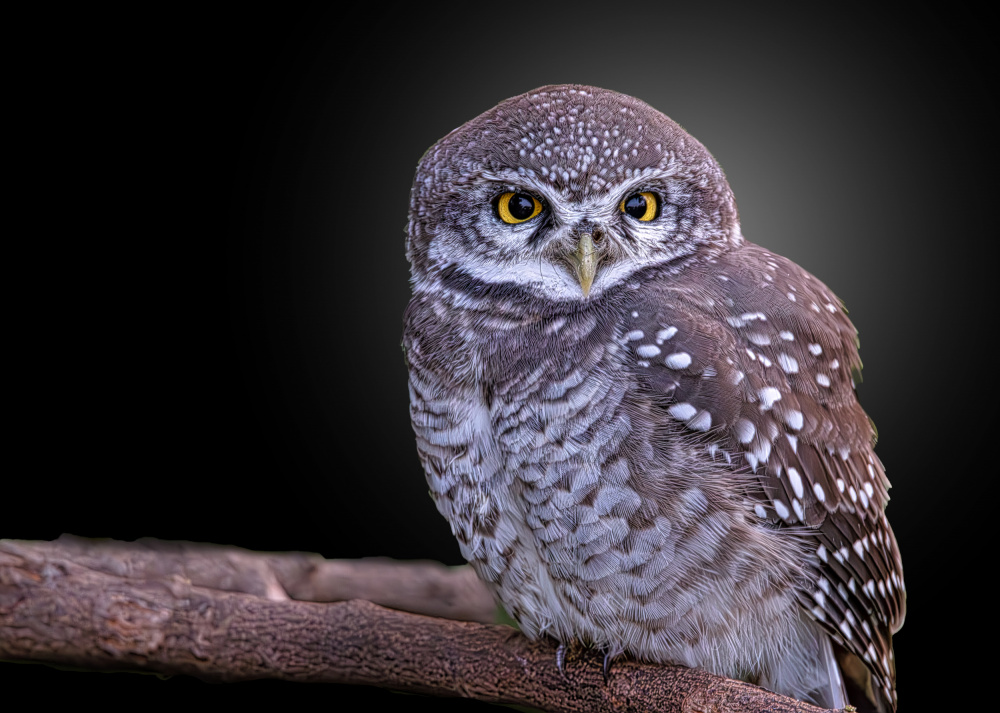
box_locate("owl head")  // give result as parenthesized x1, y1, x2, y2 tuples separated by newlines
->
(406, 85, 742, 305)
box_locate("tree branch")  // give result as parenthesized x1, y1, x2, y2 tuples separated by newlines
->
(0, 535, 833, 712)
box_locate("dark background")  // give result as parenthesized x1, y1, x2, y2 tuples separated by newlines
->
(6, 4, 991, 709)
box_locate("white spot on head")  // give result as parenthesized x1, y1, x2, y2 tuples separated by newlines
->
(656, 326, 677, 341)
(758, 353, 772, 367)
(735, 418, 756, 444)
(786, 292, 797, 302)
(732, 370, 745, 385)
(745, 349, 756, 360)
(779, 330, 794, 341)
(758, 387, 782, 410)
(665, 352, 692, 369)
(748, 332, 770, 346)
(816, 373, 831, 387)
(808, 343, 823, 356)
(631, 311, 639, 318)
(787, 467, 804, 499)
(637, 344, 661, 358)
(626, 330, 644, 341)
(830, 358, 840, 369)
(668, 403, 697, 421)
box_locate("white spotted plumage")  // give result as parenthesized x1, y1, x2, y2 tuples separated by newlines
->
(404, 85, 904, 712)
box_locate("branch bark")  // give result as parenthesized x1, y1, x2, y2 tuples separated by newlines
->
(0, 535, 833, 713)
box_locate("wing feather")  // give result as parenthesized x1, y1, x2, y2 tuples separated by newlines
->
(622, 244, 904, 709)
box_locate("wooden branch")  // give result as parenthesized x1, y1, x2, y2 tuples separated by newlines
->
(0, 535, 833, 713)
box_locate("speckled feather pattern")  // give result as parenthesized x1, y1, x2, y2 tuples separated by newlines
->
(403, 85, 904, 711)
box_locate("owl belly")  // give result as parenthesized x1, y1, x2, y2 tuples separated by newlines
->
(408, 310, 811, 684)
(471, 467, 809, 682)
(459, 380, 809, 682)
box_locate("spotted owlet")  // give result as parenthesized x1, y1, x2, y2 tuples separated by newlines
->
(402, 85, 905, 711)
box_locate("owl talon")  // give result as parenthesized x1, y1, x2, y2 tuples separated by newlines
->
(602, 651, 613, 683)
(555, 642, 567, 678)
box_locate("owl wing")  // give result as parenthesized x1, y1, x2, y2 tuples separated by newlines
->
(621, 243, 905, 708)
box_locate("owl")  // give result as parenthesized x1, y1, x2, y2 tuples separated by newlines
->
(402, 85, 904, 711)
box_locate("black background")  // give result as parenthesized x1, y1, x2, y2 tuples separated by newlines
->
(5, 4, 992, 709)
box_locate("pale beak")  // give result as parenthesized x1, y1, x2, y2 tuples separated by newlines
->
(571, 233, 599, 297)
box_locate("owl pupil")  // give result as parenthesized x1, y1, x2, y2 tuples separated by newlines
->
(624, 195, 648, 218)
(508, 194, 536, 220)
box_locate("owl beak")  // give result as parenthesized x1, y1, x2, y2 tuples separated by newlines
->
(571, 233, 599, 298)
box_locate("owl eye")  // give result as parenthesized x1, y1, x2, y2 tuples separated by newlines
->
(620, 192, 658, 221)
(495, 192, 543, 224)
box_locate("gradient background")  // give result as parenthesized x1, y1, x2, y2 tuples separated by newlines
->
(6, 5, 991, 709)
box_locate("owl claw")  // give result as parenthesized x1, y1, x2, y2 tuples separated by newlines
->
(602, 651, 613, 683)
(555, 643, 567, 678)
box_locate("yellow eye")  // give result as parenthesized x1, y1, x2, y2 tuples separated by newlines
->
(496, 192, 543, 224)
(620, 192, 658, 221)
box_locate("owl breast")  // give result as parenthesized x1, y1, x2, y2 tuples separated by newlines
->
(404, 284, 817, 678)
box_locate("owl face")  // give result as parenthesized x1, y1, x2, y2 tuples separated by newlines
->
(407, 85, 743, 303)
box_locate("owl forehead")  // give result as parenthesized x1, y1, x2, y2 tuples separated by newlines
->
(424, 85, 714, 196)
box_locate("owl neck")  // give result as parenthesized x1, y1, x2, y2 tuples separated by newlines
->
(416, 252, 715, 325)
(416, 264, 609, 326)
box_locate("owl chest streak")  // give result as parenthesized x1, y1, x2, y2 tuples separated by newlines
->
(412, 312, 660, 640)
(409, 303, 805, 672)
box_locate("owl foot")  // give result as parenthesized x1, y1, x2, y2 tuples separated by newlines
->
(555, 643, 568, 678)
(601, 645, 624, 683)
